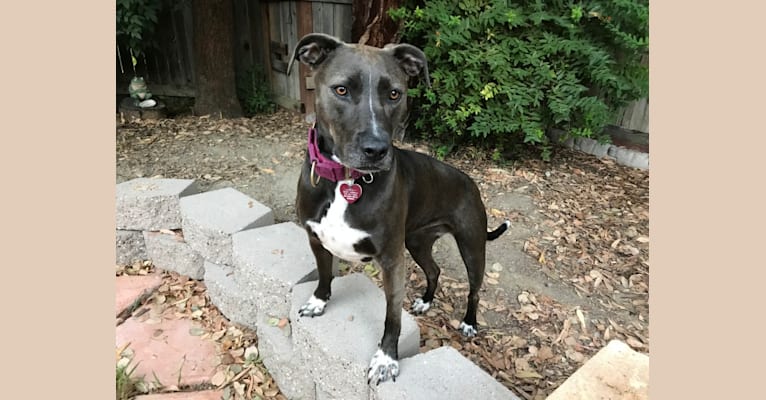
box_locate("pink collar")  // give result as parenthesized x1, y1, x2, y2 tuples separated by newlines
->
(308, 127, 364, 182)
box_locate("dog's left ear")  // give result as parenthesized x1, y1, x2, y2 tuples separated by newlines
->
(384, 43, 431, 88)
(287, 33, 345, 76)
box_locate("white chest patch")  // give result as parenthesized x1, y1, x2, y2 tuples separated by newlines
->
(306, 180, 371, 263)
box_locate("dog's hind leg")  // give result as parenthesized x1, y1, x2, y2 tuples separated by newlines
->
(405, 230, 441, 314)
(453, 232, 487, 337)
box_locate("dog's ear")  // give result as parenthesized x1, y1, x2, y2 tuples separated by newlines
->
(287, 33, 345, 75)
(384, 43, 431, 88)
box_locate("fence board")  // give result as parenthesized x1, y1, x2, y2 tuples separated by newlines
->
(614, 97, 649, 133)
(116, 0, 354, 111)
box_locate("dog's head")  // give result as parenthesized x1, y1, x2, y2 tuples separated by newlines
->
(288, 33, 429, 173)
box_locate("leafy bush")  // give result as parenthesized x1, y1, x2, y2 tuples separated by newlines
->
(237, 64, 276, 116)
(389, 0, 648, 159)
(116, 0, 162, 58)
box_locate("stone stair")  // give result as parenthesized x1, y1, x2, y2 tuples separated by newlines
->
(115, 177, 646, 399)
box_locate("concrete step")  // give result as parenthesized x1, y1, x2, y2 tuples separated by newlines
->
(180, 187, 274, 265)
(291, 273, 420, 400)
(231, 222, 317, 320)
(371, 346, 520, 400)
(117, 178, 200, 230)
(144, 230, 205, 280)
(116, 230, 147, 266)
(203, 261, 259, 329)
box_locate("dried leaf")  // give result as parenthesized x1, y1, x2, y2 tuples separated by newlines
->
(211, 370, 227, 387)
(245, 345, 259, 361)
(575, 308, 587, 334)
(189, 327, 205, 336)
(211, 329, 226, 341)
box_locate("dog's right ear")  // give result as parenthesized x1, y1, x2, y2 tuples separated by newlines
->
(287, 33, 345, 75)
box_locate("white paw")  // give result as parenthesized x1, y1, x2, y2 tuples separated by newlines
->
(458, 321, 477, 337)
(411, 298, 431, 314)
(298, 295, 327, 317)
(367, 349, 399, 385)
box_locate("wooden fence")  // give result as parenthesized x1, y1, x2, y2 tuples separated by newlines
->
(116, 0, 352, 114)
(116, 0, 648, 133)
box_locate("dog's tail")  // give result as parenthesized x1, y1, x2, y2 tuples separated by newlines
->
(487, 220, 511, 241)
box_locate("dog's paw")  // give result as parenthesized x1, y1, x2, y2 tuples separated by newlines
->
(411, 298, 431, 314)
(298, 295, 327, 317)
(367, 349, 399, 386)
(458, 321, 478, 337)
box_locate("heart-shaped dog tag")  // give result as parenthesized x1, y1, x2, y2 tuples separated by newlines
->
(340, 182, 363, 204)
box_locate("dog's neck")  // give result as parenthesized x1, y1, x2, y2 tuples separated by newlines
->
(307, 126, 365, 182)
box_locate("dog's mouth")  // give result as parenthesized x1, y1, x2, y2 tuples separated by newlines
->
(344, 153, 393, 174)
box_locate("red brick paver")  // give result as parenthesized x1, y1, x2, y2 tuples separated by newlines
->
(134, 389, 223, 400)
(116, 274, 163, 316)
(116, 316, 219, 388)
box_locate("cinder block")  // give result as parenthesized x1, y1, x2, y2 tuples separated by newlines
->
(116, 178, 199, 230)
(180, 188, 274, 265)
(116, 230, 147, 266)
(608, 146, 649, 170)
(371, 346, 520, 400)
(255, 315, 316, 400)
(546, 340, 648, 400)
(574, 137, 611, 158)
(231, 222, 317, 319)
(143, 231, 205, 280)
(291, 274, 420, 400)
(203, 261, 259, 328)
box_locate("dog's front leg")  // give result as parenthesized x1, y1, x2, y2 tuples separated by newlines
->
(298, 234, 335, 317)
(367, 251, 406, 385)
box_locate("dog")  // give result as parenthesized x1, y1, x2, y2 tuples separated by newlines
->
(287, 33, 510, 385)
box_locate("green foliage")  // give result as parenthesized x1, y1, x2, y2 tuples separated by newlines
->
(389, 0, 648, 160)
(116, 0, 162, 57)
(116, 359, 141, 400)
(237, 65, 276, 116)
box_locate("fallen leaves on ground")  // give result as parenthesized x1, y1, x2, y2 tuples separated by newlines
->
(119, 269, 286, 400)
(117, 113, 649, 399)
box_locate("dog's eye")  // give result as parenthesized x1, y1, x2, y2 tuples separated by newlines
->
(389, 90, 401, 101)
(334, 86, 348, 96)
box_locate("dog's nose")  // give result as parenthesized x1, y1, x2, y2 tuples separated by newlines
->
(362, 141, 389, 162)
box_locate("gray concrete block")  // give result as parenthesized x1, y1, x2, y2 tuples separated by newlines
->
(116, 230, 147, 266)
(232, 222, 317, 319)
(180, 188, 274, 265)
(607, 146, 649, 170)
(574, 137, 611, 158)
(371, 346, 520, 400)
(116, 178, 199, 230)
(254, 315, 316, 400)
(291, 274, 420, 400)
(143, 231, 205, 280)
(203, 261, 259, 328)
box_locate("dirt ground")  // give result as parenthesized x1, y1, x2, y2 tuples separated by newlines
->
(116, 109, 649, 399)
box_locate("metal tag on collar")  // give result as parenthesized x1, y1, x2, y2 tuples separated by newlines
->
(340, 180, 363, 204)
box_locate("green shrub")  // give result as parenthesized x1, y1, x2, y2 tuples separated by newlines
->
(116, 0, 162, 58)
(390, 0, 648, 159)
(237, 64, 276, 116)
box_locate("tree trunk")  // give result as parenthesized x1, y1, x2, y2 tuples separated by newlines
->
(192, 0, 242, 118)
(352, 0, 403, 47)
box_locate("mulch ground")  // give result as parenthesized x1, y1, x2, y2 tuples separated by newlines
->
(117, 111, 649, 399)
